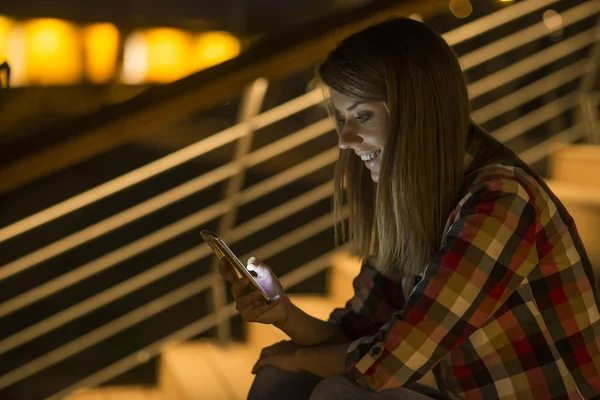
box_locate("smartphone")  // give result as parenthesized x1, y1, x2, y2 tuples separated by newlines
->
(200, 230, 271, 303)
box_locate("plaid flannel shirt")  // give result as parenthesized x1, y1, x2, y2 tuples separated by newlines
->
(328, 161, 600, 399)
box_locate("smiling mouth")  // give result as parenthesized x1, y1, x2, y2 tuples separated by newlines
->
(360, 150, 381, 162)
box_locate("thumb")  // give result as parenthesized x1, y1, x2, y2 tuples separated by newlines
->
(247, 256, 268, 271)
(247, 256, 274, 279)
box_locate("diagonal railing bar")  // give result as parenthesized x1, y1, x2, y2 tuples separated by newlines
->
(0, 211, 343, 389)
(471, 60, 593, 124)
(44, 245, 349, 400)
(443, 0, 559, 46)
(0, 119, 334, 281)
(520, 124, 585, 165)
(0, 149, 337, 320)
(492, 93, 579, 143)
(459, 1, 600, 71)
(469, 27, 600, 100)
(0, 94, 326, 245)
(0, 181, 335, 352)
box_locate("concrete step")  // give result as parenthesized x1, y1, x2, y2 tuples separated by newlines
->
(327, 252, 362, 307)
(65, 386, 162, 400)
(547, 180, 600, 283)
(548, 144, 600, 186)
(246, 295, 339, 351)
(159, 340, 256, 400)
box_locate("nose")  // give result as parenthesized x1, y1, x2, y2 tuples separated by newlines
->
(338, 122, 362, 150)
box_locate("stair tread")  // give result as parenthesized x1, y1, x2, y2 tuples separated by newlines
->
(65, 386, 161, 400)
(162, 340, 257, 400)
(197, 341, 258, 400)
(246, 294, 339, 351)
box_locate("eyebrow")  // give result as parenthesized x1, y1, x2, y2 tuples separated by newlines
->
(334, 101, 366, 113)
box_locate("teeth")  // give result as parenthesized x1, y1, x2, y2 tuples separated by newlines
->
(360, 151, 380, 161)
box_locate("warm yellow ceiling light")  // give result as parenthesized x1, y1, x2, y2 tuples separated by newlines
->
(449, 0, 473, 19)
(191, 31, 242, 71)
(24, 18, 82, 85)
(83, 23, 119, 84)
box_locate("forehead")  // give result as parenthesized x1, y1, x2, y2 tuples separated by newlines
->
(329, 89, 358, 107)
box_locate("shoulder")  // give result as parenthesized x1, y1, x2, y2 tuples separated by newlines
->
(455, 161, 574, 233)
(457, 164, 536, 215)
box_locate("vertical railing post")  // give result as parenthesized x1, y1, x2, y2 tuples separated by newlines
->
(211, 77, 269, 346)
(579, 17, 600, 144)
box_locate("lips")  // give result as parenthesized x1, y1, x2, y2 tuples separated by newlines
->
(363, 151, 381, 169)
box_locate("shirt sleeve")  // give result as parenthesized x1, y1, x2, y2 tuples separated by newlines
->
(345, 176, 540, 391)
(328, 261, 410, 340)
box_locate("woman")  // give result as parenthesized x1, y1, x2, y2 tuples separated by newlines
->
(218, 18, 600, 399)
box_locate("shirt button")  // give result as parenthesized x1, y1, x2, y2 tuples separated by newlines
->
(370, 345, 382, 356)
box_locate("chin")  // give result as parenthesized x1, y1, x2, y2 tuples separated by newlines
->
(371, 171, 379, 183)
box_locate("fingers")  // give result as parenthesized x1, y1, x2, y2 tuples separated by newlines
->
(231, 277, 252, 299)
(217, 258, 237, 284)
(239, 296, 280, 321)
(260, 340, 293, 358)
(235, 289, 263, 312)
(252, 356, 268, 374)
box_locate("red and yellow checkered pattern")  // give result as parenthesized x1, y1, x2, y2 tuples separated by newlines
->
(330, 161, 600, 399)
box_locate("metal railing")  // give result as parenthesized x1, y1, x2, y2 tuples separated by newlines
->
(0, 0, 599, 398)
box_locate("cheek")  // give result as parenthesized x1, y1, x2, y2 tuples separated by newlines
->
(371, 124, 387, 147)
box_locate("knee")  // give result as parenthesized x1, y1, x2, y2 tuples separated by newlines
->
(247, 366, 320, 400)
(309, 375, 349, 400)
(247, 366, 286, 400)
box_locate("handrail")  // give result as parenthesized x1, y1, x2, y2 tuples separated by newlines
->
(44, 245, 350, 400)
(459, 1, 600, 70)
(0, 210, 346, 389)
(3, 12, 596, 281)
(0, 119, 334, 280)
(469, 26, 600, 99)
(520, 123, 585, 165)
(492, 94, 579, 144)
(0, 180, 336, 351)
(0, 0, 559, 241)
(471, 60, 593, 123)
(0, 90, 326, 244)
(0, 0, 448, 193)
(443, 0, 559, 46)
(0, 148, 337, 319)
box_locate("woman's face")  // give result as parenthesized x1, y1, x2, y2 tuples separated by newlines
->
(330, 89, 389, 182)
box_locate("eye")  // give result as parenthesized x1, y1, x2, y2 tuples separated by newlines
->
(356, 112, 371, 123)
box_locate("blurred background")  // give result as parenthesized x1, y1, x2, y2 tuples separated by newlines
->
(0, 0, 599, 399)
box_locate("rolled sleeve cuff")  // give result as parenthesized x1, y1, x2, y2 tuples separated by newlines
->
(345, 337, 386, 389)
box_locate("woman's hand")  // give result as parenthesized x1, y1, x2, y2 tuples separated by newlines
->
(218, 256, 291, 326)
(252, 340, 302, 374)
(259, 340, 301, 358)
(251, 340, 350, 377)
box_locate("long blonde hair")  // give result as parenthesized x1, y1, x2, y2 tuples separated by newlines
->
(318, 18, 471, 274)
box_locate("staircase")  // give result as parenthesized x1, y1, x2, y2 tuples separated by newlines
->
(66, 255, 362, 400)
(1, 0, 600, 399)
